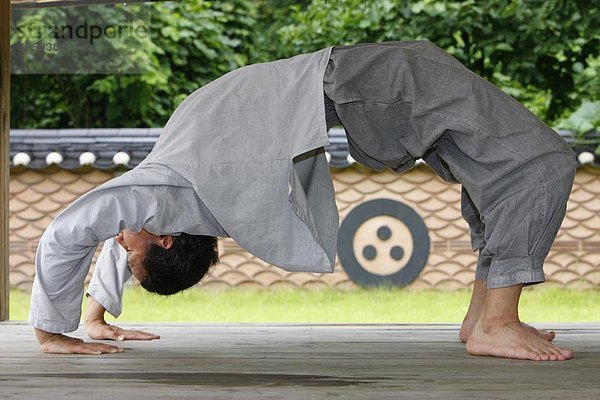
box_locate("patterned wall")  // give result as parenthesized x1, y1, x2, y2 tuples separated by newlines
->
(8, 164, 600, 292)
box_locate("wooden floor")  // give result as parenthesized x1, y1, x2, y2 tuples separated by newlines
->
(0, 323, 599, 399)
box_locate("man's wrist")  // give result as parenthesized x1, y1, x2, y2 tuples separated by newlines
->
(34, 327, 63, 345)
(84, 294, 107, 325)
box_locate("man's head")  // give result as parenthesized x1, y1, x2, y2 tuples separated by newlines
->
(115, 229, 219, 295)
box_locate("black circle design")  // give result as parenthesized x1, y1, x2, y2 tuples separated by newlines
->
(390, 245, 404, 261)
(337, 199, 430, 288)
(376, 225, 392, 241)
(362, 245, 377, 260)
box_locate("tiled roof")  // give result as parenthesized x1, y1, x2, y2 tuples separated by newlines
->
(9, 128, 599, 170)
(9, 128, 162, 170)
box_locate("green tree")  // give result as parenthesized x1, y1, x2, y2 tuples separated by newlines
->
(262, 0, 600, 123)
(10, 0, 600, 142)
(11, 0, 258, 128)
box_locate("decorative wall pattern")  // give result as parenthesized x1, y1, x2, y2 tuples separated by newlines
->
(8, 164, 600, 292)
(8, 168, 114, 291)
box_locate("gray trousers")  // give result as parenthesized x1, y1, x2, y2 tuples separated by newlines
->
(323, 40, 577, 288)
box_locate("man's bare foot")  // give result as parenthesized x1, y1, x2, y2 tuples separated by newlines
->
(459, 317, 555, 343)
(459, 279, 555, 343)
(466, 319, 572, 361)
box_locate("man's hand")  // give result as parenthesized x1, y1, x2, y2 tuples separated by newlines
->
(85, 320, 160, 341)
(84, 294, 160, 341)
(34, 328, 123, 355)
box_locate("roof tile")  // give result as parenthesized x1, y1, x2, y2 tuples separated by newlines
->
(8, 128, 597, 170)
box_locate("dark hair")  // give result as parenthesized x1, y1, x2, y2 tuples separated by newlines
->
(140, 233, 219, 295)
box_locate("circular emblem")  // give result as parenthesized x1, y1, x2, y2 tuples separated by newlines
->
(338, 199, 430, 287)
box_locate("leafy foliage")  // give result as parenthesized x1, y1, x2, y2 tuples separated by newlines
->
(262, 0, 599, 121)
(11, 0, 257, 128)
(10, 0, 600, 154)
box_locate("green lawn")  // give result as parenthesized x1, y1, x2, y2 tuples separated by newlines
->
(9, 287, 600, 324)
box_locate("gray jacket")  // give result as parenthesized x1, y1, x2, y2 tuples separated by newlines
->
(30, 45, 338, 333)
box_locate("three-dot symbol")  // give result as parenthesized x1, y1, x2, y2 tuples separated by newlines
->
(337, 199, 430, 287)
(361, 225, 405, 261)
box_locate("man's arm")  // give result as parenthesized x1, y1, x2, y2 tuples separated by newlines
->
(87, 237, 131, 319)
(29, 181, 167, 354)
(84, 238, 159, 341)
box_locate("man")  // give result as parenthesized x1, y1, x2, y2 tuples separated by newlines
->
(30, 40, 577, 361)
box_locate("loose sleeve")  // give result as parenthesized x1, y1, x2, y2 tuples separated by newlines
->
(29, 184, 166, 333)
(86, 237, 131, 319)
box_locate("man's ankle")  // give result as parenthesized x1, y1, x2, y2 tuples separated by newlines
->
(479, 313, 519, 333)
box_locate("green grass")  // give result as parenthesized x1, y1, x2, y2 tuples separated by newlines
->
(9, 287, 600, 324)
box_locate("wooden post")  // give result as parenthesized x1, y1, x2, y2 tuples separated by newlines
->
(0, 0, 10, 321)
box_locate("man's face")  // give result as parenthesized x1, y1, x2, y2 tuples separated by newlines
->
(115, 229, 173, 282)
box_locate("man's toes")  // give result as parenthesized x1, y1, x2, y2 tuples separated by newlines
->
(530, 344, 556, 361)
(546, 349, 560, 360)
(552, 349, 567, 361)
(547, 345, 564, 357)
(526, 351, 542, 361)
(544, 344, 571, 361)
(558, 348, 574, 359)
(538, 352, 550, 361)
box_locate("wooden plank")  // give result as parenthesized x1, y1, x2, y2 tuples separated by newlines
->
(0, 324, 599, 399)
(0, 0, 10, 322)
